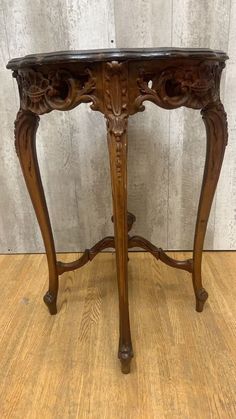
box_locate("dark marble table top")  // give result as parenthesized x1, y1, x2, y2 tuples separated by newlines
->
(7, 47, 228, 70)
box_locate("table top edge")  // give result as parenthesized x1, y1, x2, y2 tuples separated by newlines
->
(6, 48, 228, 70)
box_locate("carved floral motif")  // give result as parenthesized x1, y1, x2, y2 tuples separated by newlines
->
(14, 68, 99, 114)
(134, 61, 225, 111)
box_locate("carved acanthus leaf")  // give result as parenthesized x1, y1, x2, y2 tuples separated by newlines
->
(14, 109, 39, 158)
(104, 62, 129, 180)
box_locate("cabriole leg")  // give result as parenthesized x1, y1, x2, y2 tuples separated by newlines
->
(107, 121, 133, 373)
(14, 109, 59, 315)
(104, 61, 133, 373)
(193, 101, 228, 312)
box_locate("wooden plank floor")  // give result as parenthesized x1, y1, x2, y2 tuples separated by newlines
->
(0, 252, 236, 418)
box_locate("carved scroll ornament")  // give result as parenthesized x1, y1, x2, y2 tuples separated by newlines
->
(134, 61, 225, 111)
(13, 68, 99, 115)
(14, 60, 225, 117)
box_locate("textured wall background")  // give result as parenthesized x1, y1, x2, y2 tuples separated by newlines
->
(0, 0, 235, 253)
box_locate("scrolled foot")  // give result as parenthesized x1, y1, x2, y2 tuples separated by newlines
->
(195, 288, 208, 312)
(43, 290, 57, 315)
(118, 344, 133, 374)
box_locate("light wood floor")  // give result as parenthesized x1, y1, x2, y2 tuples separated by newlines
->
(0, 252, 236, 418)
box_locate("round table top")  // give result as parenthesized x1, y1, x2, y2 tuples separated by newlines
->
(6, 47, 228, 70)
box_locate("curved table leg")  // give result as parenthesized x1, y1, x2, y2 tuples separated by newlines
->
(106, 119, 133, 374)
(193, 101, 228, 312)
(14, 110, 58, 315)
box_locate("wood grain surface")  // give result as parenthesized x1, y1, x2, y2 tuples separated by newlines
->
(0, 252, 235, 418)
(0, 0, 235, 252)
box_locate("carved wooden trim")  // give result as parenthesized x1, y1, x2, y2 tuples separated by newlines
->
(13, 60, 226, 117)
(13, 68, 99, 115)
(134, 61, 225, 111)
(103, 61, 129, 180)
(104, 61, 129, 135)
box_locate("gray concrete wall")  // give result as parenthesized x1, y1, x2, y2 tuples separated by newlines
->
(0, 0, 235, 253)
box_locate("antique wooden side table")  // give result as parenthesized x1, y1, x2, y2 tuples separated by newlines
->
(7, 48, 228, 374)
